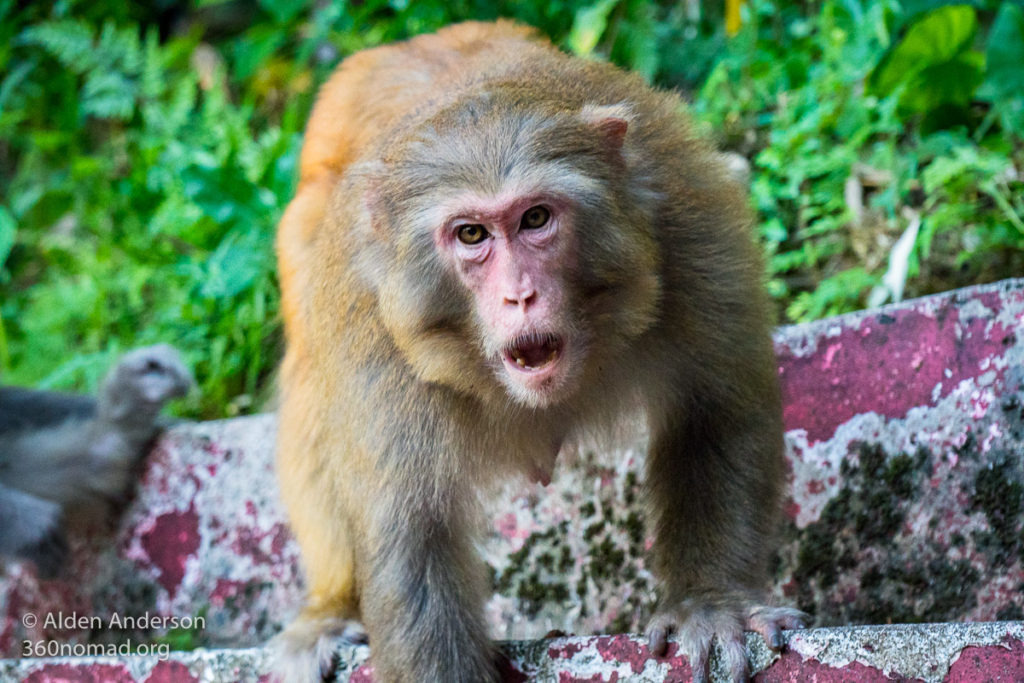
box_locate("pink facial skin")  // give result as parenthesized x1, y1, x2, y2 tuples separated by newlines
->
(435, 192, 577, 405)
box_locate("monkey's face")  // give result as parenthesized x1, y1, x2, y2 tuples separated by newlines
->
(433, 190, 580, 407)
(364, 97, 662, 408)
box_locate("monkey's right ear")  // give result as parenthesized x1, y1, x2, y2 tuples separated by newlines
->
(580, 102, 633, 151)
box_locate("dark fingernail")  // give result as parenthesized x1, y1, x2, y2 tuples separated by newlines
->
(771, 632, 783, 649)
(649, 629, 666, 656)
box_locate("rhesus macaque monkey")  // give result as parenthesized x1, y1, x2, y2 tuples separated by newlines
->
(0, 345, 193, 577)
(274, 20, 803, 683)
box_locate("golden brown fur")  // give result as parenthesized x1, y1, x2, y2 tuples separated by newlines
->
(274, 21, 803, 683)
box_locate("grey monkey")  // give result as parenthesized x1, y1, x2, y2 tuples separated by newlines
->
(0, 344, 193, 577)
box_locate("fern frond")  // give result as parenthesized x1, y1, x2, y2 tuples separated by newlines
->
(21, 19, 97, 72)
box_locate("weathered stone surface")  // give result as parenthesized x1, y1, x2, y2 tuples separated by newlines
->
(1, 278, 1023, 678)
(3, 622, 1024, 682)
(774, 279, 1024, 626)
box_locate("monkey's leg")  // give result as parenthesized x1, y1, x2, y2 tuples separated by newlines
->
(644, 391, 805, 683)
(272, 488, 366, 683)
(357, 486, 497, 683)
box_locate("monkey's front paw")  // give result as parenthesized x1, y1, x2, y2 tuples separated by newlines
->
(646, 602, 746, 683)
(271, 615, 367, 683)
(645, 601, 805, 683)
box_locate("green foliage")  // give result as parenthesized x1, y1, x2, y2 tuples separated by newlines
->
(0, 0, 733, 416)
(1, 3, 294, 415)
(868, 4, 982, 124)
(1, 0, 1021, 416)
(568, 0, 621, 56)
(977, 3, 1024, 135)
(696, 0, 1023, 323)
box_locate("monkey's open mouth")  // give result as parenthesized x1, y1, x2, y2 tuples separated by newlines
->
(502, 332, 563, 373)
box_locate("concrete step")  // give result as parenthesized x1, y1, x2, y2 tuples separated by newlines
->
(3, 622, 1024, 681)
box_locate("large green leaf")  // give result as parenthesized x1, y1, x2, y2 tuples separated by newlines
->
(868, 4, 978, 96)
(901, 51, 984, 110)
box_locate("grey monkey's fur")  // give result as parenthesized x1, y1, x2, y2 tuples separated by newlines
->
(0, 344, 193, 577)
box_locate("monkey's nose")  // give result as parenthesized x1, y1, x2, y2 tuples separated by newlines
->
(503, 289, 537, 312)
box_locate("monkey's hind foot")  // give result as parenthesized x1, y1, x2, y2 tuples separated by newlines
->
(645, 600, 806, 683)
(271, 615, 367, 683)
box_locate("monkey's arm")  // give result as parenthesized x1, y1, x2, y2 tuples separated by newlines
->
(274, 375, 499, 683)
(357, 482, 497, 683)
(644, 366, 805, 683)
(0, 417, 115, 506)
(0, 413, 135, 577)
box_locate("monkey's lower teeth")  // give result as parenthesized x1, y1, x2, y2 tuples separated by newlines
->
(510, 348, 559, 370)
(506, 334, 564, 371)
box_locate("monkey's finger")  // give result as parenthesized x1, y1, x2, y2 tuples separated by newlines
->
(645, 613, 679, 657)
(647, 624, 669, 657)
(746, 605, 807, 649)
(688, 643, 712, 683)
(676, 624, 714, 683)
(751, 619, 784, 650)
(721, 632, 751, 683)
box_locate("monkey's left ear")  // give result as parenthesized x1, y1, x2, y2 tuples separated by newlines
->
(580, 103, 633, 151)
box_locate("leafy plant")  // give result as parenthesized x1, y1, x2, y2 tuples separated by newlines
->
(696, 0, 1023, 322)
(1, 0, 1021, 416)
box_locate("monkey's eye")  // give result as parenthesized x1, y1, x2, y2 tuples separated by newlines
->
(520, 206, 550, 230)
(456, 224, 489, 245)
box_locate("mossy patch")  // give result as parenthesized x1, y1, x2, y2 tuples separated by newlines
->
(785, 440, 984, 624)
(494, 469, 652, 629)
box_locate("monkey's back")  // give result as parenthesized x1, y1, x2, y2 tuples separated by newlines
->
(297, 21, 685, 182)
